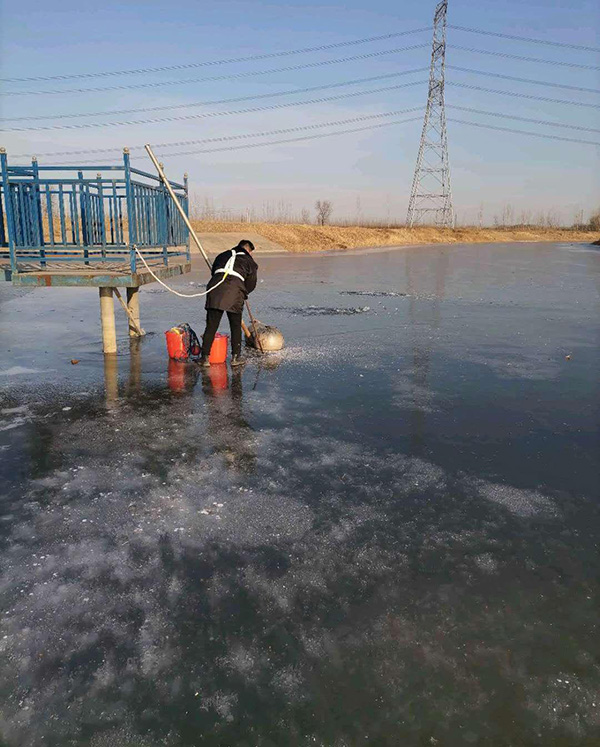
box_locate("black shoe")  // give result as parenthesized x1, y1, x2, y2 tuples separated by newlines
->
(230, 354, 246, 367)
(198, 356, 211, 368)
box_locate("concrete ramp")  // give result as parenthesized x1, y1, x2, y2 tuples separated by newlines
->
(194, 232, 286, 255)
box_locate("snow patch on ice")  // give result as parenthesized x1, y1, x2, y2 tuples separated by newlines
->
(0, 366, 45, 376)
(473, 478, 558, 518)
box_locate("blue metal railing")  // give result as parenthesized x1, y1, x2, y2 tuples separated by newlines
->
(0, 149, 190, 274)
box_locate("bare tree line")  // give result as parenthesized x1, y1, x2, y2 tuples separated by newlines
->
(491, 203, 600, 231)
(188, 193, 600, 231)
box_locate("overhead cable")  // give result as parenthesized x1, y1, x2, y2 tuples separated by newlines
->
(138, 118, 600, 154)
(3, 65, 596, 124)
(448, 118, 600, 146)
(3, 43, 430, 96)
(12, 103, 597, 162)
(451, 45, 600, 71)
(10, 118, 598, 168)
(76, 118, 425, 162)
(446, 65, 600, 94)
(5, 24, 595, 86)
(83, 112, 424, 162)
(448, 25, 600, 54)
(0, 27, 432, 83)
(154, 107, 600, 155)
(448, 81, 600, 108)
(11, 111, 423, 159)
(447, 105, 600, 134)
(0, 68, 429, 122)
(2, 80, 426, 135)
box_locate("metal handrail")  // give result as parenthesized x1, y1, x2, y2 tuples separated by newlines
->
(0, 148, 190, 274)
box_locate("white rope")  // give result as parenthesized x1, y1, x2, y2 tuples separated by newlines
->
(134, 246, 228, 298)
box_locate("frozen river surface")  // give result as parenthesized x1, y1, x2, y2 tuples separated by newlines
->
(0, 242, 599, 746)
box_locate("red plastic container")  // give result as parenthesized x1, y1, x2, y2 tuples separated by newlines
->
(165, 324, 200, 361)
(209, 332, 229, 364)
(165, 327, 187, 361)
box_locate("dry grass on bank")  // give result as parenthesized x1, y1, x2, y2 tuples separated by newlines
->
(191, 220, 598, 253)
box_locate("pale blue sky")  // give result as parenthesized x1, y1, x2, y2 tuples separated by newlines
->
(1, 0, 598, 224)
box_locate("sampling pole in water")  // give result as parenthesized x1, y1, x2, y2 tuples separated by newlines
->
(144, 144, 254, 340)
(145, 144, 211, 268)
(244, 299, 264, 354)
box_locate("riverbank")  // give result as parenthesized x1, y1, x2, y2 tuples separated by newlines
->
(191, 220, 598, 253)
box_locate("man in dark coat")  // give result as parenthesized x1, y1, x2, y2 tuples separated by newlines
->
(199, 240, 258, 367)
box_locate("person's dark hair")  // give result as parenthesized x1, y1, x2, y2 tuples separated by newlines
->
(237, 240, 255, 253)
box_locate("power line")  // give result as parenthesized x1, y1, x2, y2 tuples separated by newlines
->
(448, 81, 600, 108)
(451, 44, 600, 70)
(0, 68, 429, 122)
(157, 117, 600, 153)
(2, 79, 427, 135)
(2, 64, 595, 124)
(149, 107, 600, 154)
(0, 27, 432, 83)
(10, 112, 598, 166)
(134, 118, 600, 155)
(4, 23, 593, 86)
(168, 108, 422, 146)
(13, 94, 600, 158)
(11, 111, 424, 160)
(447, 105, 600, 134)
(448, 25, 600, 54)
(128, 118, 426, 158)
(125, 111, 427, 159)
(13, 102, 595, 163)
(447, 65, 600, 95)
(448, 118, 600, 146)
(3, 43, 430, 96)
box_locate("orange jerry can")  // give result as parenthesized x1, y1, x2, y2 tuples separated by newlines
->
(165, 323, 201, 361)
(209, 333, 229, 364)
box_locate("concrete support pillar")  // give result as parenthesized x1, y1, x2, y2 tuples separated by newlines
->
(99, 287, 117, 354)
(126, 286, 141, 337)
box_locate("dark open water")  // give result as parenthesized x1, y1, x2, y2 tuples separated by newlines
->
(0, 242, 599, 746)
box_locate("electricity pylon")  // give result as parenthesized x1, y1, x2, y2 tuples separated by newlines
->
(406, 0, 454, 228)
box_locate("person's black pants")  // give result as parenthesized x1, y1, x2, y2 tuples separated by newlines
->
(201, 309, 242, 358)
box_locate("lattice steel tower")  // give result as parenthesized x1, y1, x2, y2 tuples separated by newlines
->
(406, 0, 454, 227)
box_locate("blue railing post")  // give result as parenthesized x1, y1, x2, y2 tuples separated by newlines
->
(0, 180, 5, 249)
(123, 149, 137, 273)
(0, 148, 18, 274)
(31, 157, 46, 268)
(96, 173, 107, 261)
(160, 162, 168, 266)
(184, 172, 191, 262)
(78, 170, 90, 265)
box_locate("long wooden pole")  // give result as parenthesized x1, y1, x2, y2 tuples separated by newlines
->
(144, 144, 254, 341)
(144, 145, 211, 269)
(244, 299, 264, 353)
